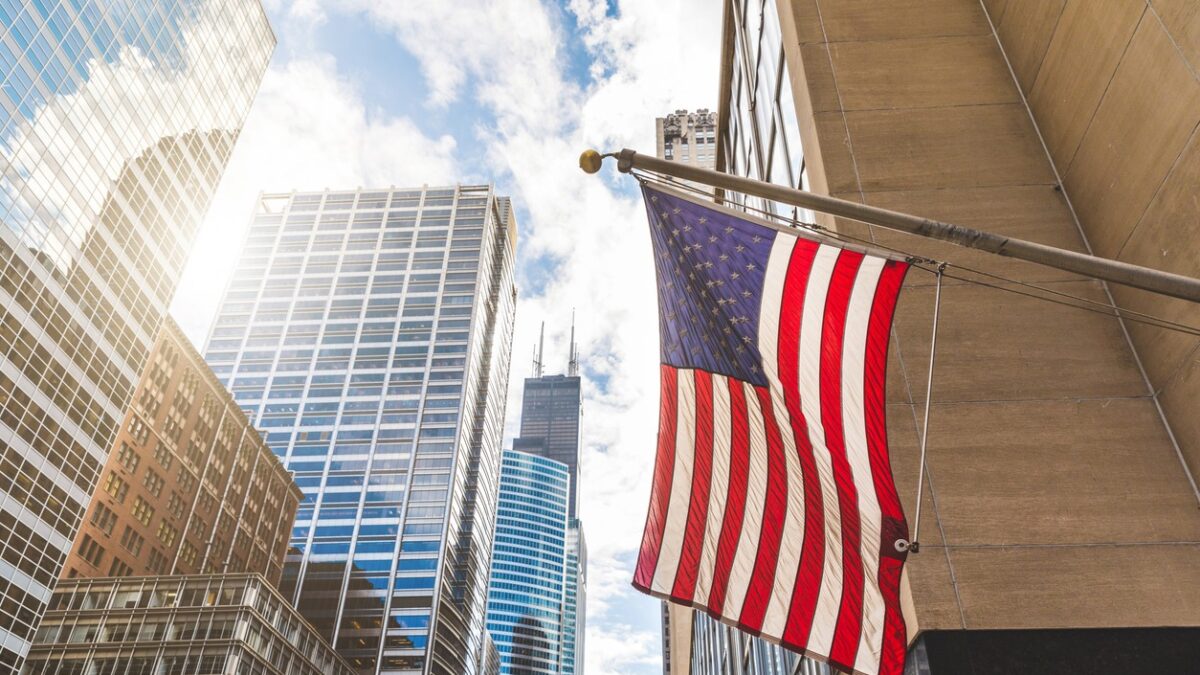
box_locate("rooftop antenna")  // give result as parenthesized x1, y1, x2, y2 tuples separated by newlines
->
(533, 321, 545, 378)
(568, 309, 579, 377)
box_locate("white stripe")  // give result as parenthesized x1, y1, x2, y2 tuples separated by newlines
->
(797, 245, 843, 656)
(845, 257, 887, 675)
(757, 234, 806, 640)
(721, 380, 768, 621)
(694, 373, 731, 605)
(653, 369, 697, 595)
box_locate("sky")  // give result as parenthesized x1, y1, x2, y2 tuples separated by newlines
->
(169, 1, 724, 672)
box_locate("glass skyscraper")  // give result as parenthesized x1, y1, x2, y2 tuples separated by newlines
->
(485, 449, 569, 674)
(203, 185, 517, 674)
(0, 1, 272, 670)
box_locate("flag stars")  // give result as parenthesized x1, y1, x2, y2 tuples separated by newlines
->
(746, 263, 757, 271)
(724, 226, 734, 234)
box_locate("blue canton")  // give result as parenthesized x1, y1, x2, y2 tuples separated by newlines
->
(643, 185, 775, 387)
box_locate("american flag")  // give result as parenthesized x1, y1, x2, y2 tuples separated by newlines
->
(633, 184, 912, 675)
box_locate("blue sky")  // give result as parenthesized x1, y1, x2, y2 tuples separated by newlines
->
(170, 2, 722, 672)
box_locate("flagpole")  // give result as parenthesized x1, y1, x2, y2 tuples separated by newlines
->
(579, 149, 1200, 304)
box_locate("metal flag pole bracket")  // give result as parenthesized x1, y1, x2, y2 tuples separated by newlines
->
(897, 263, 945, 555)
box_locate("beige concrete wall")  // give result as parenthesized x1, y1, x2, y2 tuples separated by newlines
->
(985, 0, 1200, 503)
(775, 0, 1200, 633)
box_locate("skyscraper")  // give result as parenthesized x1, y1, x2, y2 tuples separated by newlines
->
(0, 1, 272, 670)
(203, 185, 518, 674)
(63, 317, 302, 586)
(505, 326, 587, 672)
(485, 449, 570, 674)
(704, 0, 1200, 672)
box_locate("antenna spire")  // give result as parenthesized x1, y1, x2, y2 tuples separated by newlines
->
(533, 321, 545, 378)
(568, 310, 579, 377)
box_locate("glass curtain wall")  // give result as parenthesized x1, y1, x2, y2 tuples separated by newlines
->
(203, 186, 517, 674)
(0, 1, 272, 670)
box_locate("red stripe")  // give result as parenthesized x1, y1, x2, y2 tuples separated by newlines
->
(821, 250, 866, 671)
(706, 377, 750, 614)
(864, 261, 911, 675)
(776, 240, 826, 649)
(634, 365, 678, 591)
(738, 386, 788, 631)
(672, 370, 714, 602)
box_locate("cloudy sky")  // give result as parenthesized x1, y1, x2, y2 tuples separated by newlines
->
(169, 1, 722, 672)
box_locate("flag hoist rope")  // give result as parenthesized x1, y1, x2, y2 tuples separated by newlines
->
(580, 149, 1200, 304)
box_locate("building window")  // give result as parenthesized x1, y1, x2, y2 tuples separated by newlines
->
(116, 443, 140, 473)
(147, 548, 168, 574)
(78, 534, 105, 567)
(103, 473, 129, 503)
(168, 492, 186, 519)
(119, 526, 144, 557)
(90, 502, 118, 535)
(131, 497, 155, 527)
(156, 522, 178, 548)
(143, 470, 165, 498)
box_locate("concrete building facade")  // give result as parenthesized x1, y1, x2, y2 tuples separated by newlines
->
(0, 1, 272, 669)
(706, 0, 1200, 672)
(204, 185, 518, 674)
(63, 317, 301, 586)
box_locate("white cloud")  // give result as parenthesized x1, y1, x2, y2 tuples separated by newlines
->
(170, 55, 458, 341)
(586, 619, 663, 675)
(331, 2, 722, 672)
(171, 2, 723, 672)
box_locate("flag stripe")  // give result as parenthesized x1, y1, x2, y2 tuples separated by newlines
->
(707, 377, 750, 614)
(723, 380, 770, 621)
(740, 385, 788, 631)
(843, 257, 888, 675)
(797, 245, 843, 656)
(694, 373, 732, 604)
(673, 370, 715, 600)
(778, 239, 826, 649)
(653, 370, 698, 594)
(634, 365, 678, 590)
(865, 263, 911, 675)
(758, 236, 807, 639)
(822, 250, 867, 672)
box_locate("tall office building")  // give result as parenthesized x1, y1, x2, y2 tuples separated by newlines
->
(63, 317, 302, 586)
(700, 0, 1200, 673)
(0, 1, 272, 670)
(506, 331, 587, 673)
(203, 185, 518, 674)
(485, 449, 570, 674)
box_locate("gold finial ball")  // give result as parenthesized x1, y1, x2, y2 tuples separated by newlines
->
(579, 149, 603, 174)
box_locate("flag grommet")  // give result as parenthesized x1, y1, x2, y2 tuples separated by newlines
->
(894, 539, 910, 553)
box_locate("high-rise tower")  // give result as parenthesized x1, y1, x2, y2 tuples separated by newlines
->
(498, 322, 587, 673)
(0, 1, 272, 670)
(203, 185, 517, 674)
